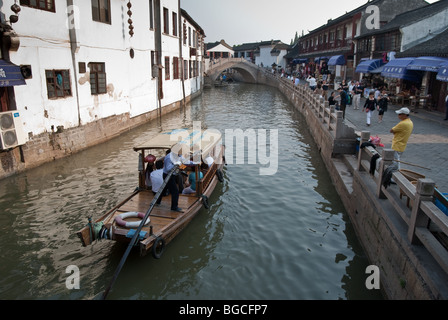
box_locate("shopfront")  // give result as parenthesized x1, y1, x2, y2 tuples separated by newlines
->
(406, 56, 448, 112)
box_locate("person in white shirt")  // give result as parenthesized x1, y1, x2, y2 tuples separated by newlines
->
(306, 75, 317, 91)
(150, 160, 164, 194)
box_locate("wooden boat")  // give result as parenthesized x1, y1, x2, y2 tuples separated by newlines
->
(77, 128, 225, 258)
(214, 80, 229, 87)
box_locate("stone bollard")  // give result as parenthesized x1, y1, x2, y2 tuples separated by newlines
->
(408, 179, 435, 244)
(376, 149, 395, 199)
(335, 111, 344, 139)
(357, 131, 371, 171)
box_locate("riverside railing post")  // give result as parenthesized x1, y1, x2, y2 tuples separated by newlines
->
(335, 111, 344, 139)
(329, 104, 335, 130)
(319, 96, 324, 121)
(357, 131, 370, 171)
(324, 101, 330, 129)
(376, 149, 395, 199)
(408, 179, 435, 244)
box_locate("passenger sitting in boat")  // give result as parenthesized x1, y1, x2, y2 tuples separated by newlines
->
(182, 171, 204, 195)
(144, 154, 156, 189)
(150, 160, 164, 195)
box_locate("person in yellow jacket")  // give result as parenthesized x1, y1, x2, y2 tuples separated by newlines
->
(390, 107, 414, 170)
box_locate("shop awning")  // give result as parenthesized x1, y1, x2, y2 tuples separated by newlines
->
(381, 58, 422, 82)
(355, 59, 385, 73)
(437, 64, 448, 82)
(406, 56, 448, 72)
(327, 55, 346, 66)
(292, 58, 308, 64)
(0, 60, 26, 87)
(314, 56, 330, 63)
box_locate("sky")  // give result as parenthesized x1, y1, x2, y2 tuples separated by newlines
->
(181, 0, 440, 46)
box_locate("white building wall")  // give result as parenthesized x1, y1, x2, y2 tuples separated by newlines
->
(400, 9, 448, 51)
(255, 45, 274, 68)
(2, 0, 203, 139)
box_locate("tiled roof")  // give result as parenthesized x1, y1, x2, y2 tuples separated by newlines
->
(396, 28, 448, 58)
(359, 0, 448, 38)
(233, 40, 283, 51)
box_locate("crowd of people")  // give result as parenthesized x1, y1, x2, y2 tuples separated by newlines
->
(295, 75, 392, 126)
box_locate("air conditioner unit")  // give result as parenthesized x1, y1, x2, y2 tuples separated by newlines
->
(0, 110, 27, 150)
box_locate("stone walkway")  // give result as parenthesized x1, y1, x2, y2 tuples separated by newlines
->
(343, 95, 448, 192)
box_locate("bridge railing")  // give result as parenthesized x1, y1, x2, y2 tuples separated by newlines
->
(357, 131, 448, 276)
(205, 57, 247, 73)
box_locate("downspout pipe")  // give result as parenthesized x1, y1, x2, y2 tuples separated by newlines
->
(66, 0, 81, 126)
(179, 0, 186, 108)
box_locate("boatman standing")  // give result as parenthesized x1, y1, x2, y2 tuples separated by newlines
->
(156, 143, 195, 212)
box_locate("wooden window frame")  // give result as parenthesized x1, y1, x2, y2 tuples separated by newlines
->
(45, 69, 72, 99)
(184, 60, 188, 80)
(188, 27, 191, 46)
(173, 57, 180, 80)
(149, 0, 154, 29)
(92, 0, 111, 24)
(172, 11, 178, 37)
(88, 63, 107, 95)
(20, 0, 55, 12)
(163, 7, 169, 34)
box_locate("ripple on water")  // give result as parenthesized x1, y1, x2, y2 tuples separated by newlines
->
(0, 84, 382, 300)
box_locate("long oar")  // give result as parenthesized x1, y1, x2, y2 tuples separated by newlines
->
(395, 160, 431, 171)
(101, 164, 179, 300)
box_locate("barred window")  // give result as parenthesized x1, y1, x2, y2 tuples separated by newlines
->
(89, 63, 107, 95)
(20, 0, 55, 12)
(165, 57, 170, 80)
(149, 0, 154, 29)
(172, 12, 178, 36)
(92, 0, 111, 24)
(45, 70, 72, 99)
(163, 7, 169, 34)
(173, 57, 180, 79)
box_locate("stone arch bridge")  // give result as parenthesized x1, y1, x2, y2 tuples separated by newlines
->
(204, 57, 277, 87)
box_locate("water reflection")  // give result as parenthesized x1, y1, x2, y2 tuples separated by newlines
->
(0, 83, 383, 300)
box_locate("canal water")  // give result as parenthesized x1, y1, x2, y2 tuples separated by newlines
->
(0, 83, 383, 300)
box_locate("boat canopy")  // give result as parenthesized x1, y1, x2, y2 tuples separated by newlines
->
(134, 128, 222, 158)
